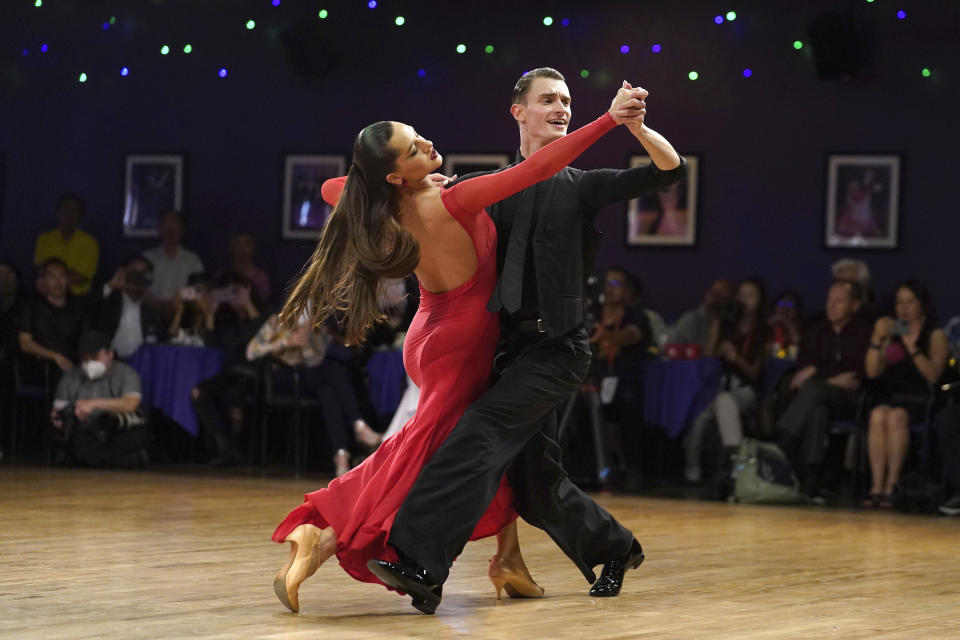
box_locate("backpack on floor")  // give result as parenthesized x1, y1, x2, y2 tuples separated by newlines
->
(893, 471, 946, 514)
(728, 438, 804, 504)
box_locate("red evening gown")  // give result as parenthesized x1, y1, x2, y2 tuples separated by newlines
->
(272, 112, 617, 591)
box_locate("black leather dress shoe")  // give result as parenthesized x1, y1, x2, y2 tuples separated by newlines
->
(588, 539, 644, 597)
(367, 558, 443, 614)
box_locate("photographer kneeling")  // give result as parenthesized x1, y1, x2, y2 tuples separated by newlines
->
(50, 330, 150, 467)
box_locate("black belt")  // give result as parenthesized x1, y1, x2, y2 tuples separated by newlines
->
(512, 318, 546, 334)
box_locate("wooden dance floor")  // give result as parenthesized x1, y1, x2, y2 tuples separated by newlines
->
(1, 467, 958, 639)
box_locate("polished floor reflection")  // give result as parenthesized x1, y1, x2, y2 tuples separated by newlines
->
(1, 467, 958, 639)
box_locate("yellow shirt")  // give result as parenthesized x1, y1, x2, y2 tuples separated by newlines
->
(34, 228, 100, 296)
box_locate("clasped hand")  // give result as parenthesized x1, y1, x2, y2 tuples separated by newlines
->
(608, 81, 648, 126)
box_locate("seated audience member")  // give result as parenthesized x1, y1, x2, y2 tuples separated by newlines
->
(186, 273, 264, 465)
(34, 193, 99, 298)
(50, 330, 149, 467)
(590, 267, 654, 359)
(768, 290, 804, 357)
(776, 280, 872, 499)
(1, 259, 23, 364)
(588, 267, 654, 487)
(1, 260, 24, 456)
(143, 209, 204, 317)
(168, 272, 215, 344)
(18, 258, 89, 376)
(221, 230, 271, 308)
(670, 278, 734, 348)
(935, 407, 960, 516)
(243, 313, 380, 475)
(202, 272, 263, 361)
(96, 256, 166, 359)
(831, 257, 876, 316)
(684, 278, 771, 483)
(863, 280, 949, 507)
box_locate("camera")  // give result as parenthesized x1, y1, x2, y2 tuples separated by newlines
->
(892, 318, 910, 336)
(126, 268, 152, 288)
(211, 286, 238, 304)
(179, 286, 200, 301)
(715, 300, 743, 326)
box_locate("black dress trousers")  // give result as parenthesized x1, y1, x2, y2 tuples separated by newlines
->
(389, 328, 634, 583)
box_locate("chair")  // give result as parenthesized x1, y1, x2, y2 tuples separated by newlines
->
(9, 355, 55, 462)
(254, 357, 323, 478)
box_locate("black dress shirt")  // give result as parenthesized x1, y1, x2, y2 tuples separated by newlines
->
(481, 152, 686, 335)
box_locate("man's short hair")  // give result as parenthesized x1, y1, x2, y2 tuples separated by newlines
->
(512, 67, 566, 105)
(56, 193, 86, 214)
(159, 209, 184, 226)
(831, 278, 863, 303)
(41, 257, 68, 274)
(78, 329, 112, 357)
(831, 258, 871, 286)
(125, 254, 154, 272)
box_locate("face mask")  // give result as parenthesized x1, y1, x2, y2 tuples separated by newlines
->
(82, 360, 107, 380)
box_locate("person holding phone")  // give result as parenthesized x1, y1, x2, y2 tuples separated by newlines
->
(863, 279, 949, 507)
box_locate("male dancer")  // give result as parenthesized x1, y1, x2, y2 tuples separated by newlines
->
(369, 69, 685, 613)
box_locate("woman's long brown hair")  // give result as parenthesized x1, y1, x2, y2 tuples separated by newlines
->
(280, 122, 420, 344)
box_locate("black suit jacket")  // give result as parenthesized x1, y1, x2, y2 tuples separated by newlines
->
(96, 290, 167, 347)
(453, 156, 686, 337)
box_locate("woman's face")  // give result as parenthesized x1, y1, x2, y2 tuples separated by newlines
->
(737, 282, 761, 314)
(772, 296, 798, 322)
(386, 122, 442, 185)
(895, 286, 924, 323)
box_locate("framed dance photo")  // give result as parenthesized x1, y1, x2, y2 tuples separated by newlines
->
(282, 155, 345, 241)
(122, 154, 185, 238)
(626, 154, 699, 247)
(824, 154, 901, 249)
(442, 154, 510, 180)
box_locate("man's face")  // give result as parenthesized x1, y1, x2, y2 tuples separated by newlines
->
(81, 348, 114, 370)
(231, 234, 256, 263)
(159, 214, 183, 245)
(826, 282, 859, 325)
(515, 77, 571, 146)
(43, 264, 68, 300)
(124, 260, 152, 299)
(705, 280, 733, 308)
(604, 270, 630, 305)
(57, 200, 82, 232)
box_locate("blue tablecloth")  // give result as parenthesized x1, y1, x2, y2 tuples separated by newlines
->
(641, 357, 724, 439)
(367, 349, 406, 416)
(128, 344, 224, 435)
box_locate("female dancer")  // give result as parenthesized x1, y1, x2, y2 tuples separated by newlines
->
(271, 86, 642, 612)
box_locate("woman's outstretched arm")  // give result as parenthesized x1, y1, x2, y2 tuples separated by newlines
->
(442, 112, 616, 215)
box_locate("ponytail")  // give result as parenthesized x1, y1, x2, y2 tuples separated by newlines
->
(281, 124, 420, 345)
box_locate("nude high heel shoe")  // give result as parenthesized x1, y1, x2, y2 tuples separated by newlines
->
(274, 524, 329, 612)
(488, 555, 545, 599)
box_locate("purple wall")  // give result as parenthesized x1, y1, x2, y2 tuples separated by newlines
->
(2, 1, 958, 319)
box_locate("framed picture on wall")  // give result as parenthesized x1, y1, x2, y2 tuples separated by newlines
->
(282, 155, 345, 240)
(441, 154, 511, 179)
(825, 154, 900, 249)
(122, 154, 184, 238)
(626, 154, 698, 247)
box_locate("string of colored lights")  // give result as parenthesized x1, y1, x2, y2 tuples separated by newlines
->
(17, 2, 934, 84)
